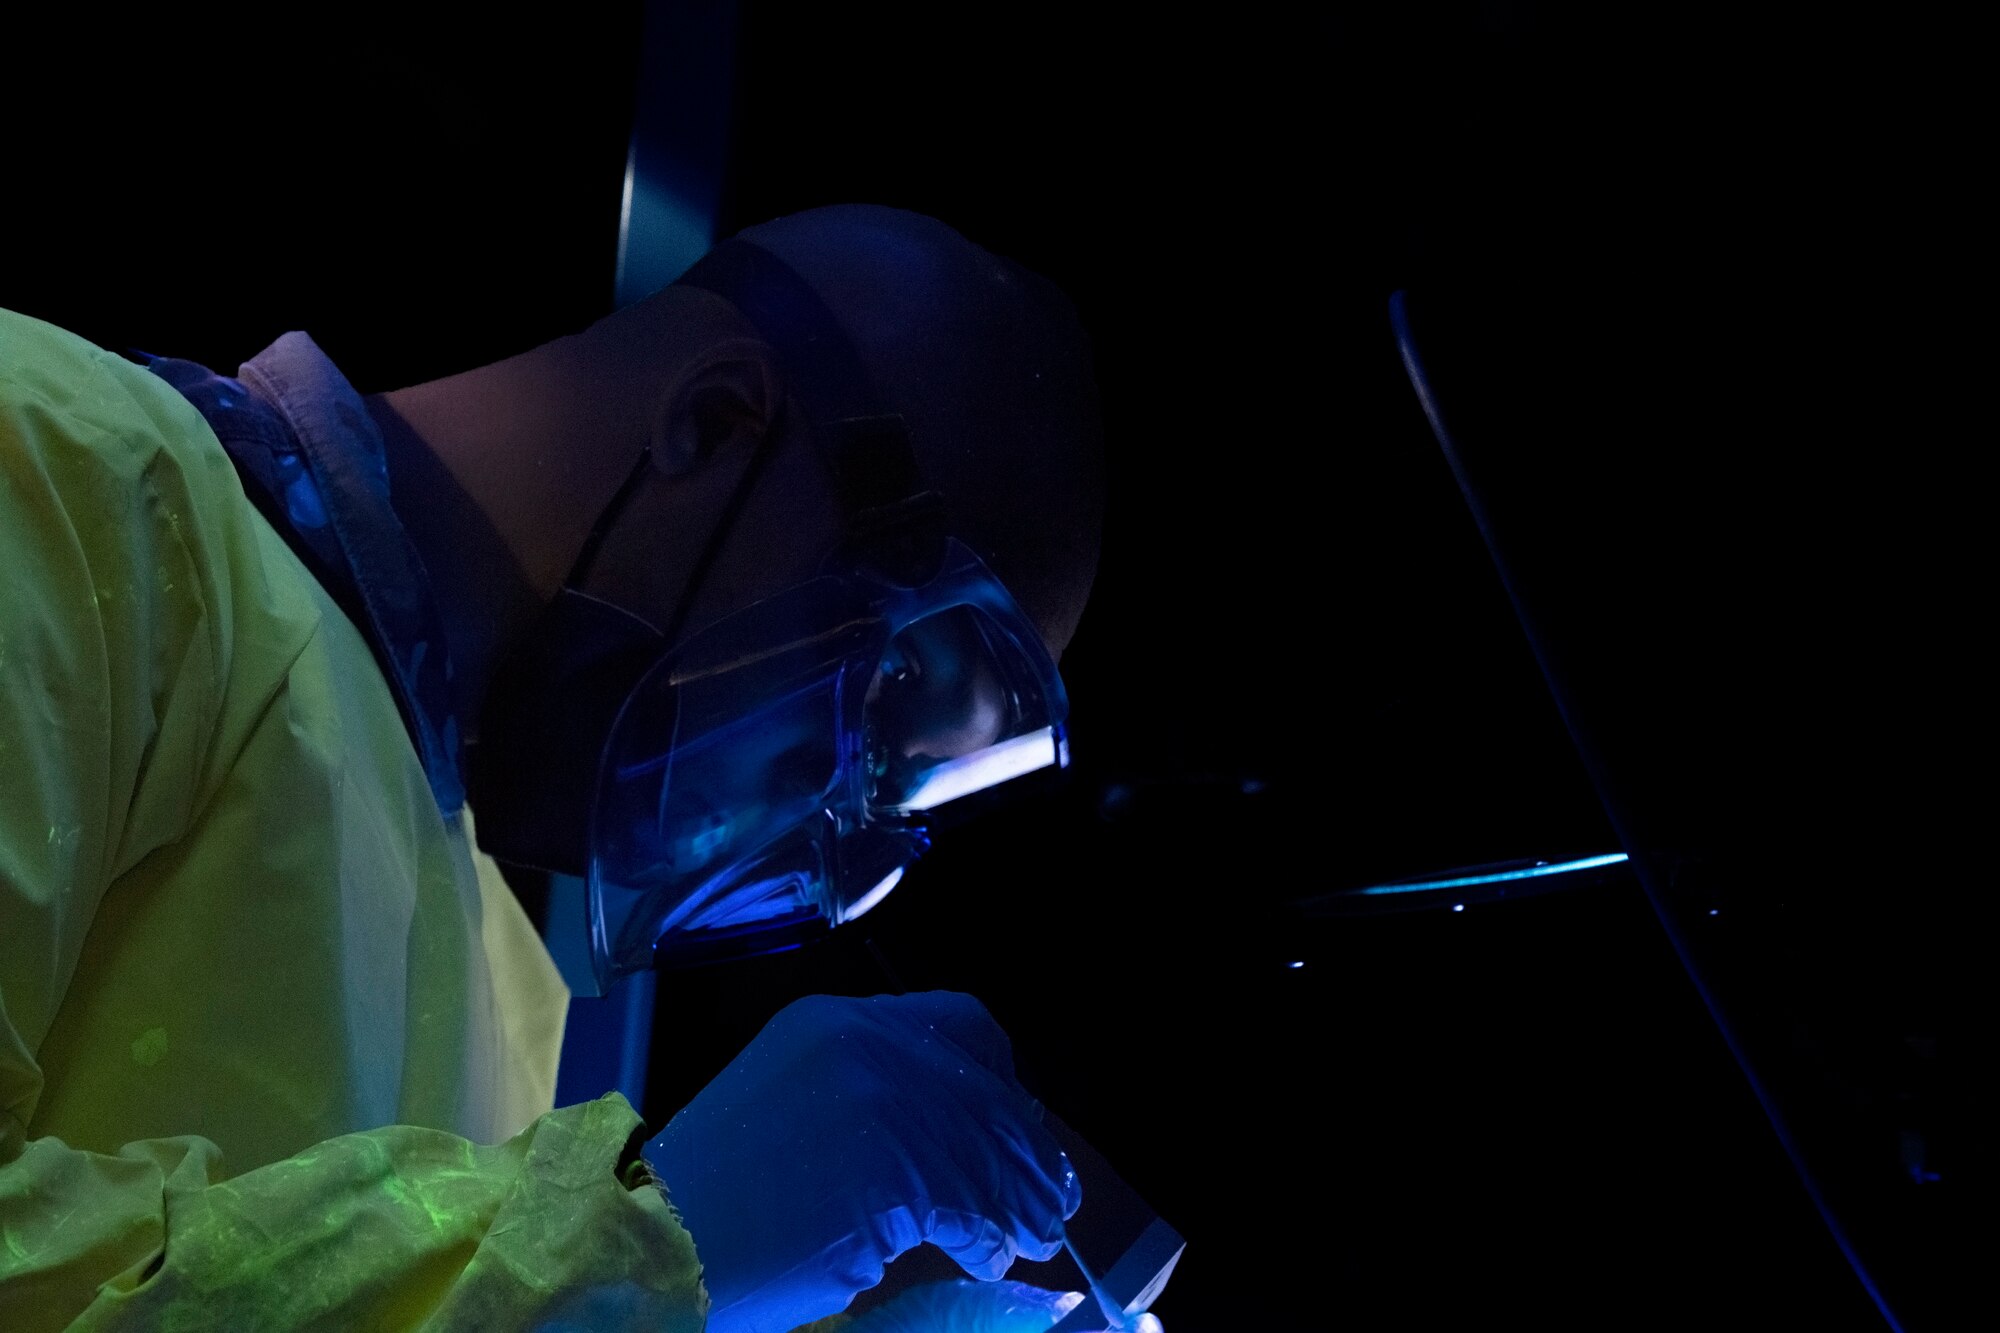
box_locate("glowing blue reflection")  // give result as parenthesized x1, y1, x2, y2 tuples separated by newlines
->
(1288, 960, 1305, 969)
(1355, 853, 1629, 897)
(889, 727, 1061, 812)
(839, 866, 904, 925)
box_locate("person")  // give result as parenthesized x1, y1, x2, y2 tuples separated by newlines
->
(0, 205, 1106, 1330)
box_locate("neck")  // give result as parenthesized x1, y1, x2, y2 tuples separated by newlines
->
(365, 294, 706, 741)
(366, 390, 539, 743)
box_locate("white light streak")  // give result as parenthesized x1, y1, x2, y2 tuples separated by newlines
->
(840, 867, 905, 925)
(885, 728, 1059, 812)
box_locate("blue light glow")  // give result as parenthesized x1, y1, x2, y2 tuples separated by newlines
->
(839, 867, 905, 925)
(1452, 904, 1465, 912)
(887, 727, 1060, 812)
(1355, 853, 1630, 897)
(1288, 960, 1305, 969)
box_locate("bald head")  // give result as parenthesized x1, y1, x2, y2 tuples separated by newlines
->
(728, 205, 1105, 656)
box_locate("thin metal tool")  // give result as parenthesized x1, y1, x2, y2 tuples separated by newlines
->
(1042, 1112, 1184, 1331)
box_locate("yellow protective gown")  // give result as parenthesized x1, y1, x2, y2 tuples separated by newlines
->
(0, 309, 706, 1329)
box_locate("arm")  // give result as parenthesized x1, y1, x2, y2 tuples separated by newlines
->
(3, 1092, 701, 1330)
(0, 309, 704, 1330)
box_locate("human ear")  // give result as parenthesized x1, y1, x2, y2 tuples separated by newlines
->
(649, 337, 782, 477)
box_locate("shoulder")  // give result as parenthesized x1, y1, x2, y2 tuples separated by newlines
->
(1, 306, 326, 879)
(2, 308, 229, 477)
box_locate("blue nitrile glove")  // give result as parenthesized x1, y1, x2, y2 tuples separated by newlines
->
(644, 992, 1083, 1333)
(843, 1279, 1085, 1332)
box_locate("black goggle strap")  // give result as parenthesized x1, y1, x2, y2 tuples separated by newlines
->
(827, 415, 949, 587)
(560, 430, 781, 652)
(676, 238, 948, 586)
(563, 444, 656, 594)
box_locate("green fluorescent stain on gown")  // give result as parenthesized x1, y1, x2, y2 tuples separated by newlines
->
(130, 1028, 168, 1067)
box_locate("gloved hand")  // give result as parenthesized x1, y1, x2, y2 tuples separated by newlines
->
(645, 992, 1082, 1333)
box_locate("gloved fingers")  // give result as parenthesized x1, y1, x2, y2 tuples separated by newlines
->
(919, 1125, 1072, 1268)
(961, 1104, 1078, 1256)
(895, 1073, 1075, 1271)
(925, 1207, 1017, 1280)
(871, 990, 1074, 1252)
(843, 1279, 1087, 1333)
(998, 1114, 1083, 1234)
(858, 1202, 931, 1288)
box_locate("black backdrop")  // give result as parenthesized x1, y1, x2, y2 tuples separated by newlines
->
(5, 7, 1951, 1329)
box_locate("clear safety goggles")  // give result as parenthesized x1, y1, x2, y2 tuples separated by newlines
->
(585, 538, 1068, 986)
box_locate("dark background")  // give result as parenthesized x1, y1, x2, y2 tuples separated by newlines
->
(4, 7, 1963, 1329)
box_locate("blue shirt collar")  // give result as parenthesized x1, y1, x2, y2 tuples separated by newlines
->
(147, 334, 467, 817)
